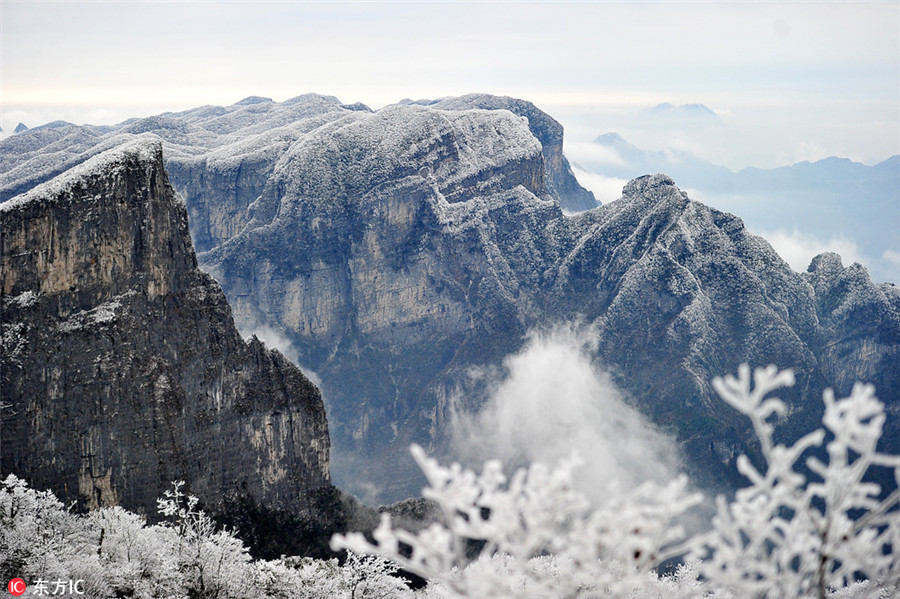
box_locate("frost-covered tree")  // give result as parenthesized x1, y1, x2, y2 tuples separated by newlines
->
(692, 365, 900, 598)
(87, 506, 181, 598)
(332, 446, 702, 598)
(333, 365, 900, 599)
(0, 474, 81, 580)
(156, 480, 256, 598)
(253, 552, 411, 599)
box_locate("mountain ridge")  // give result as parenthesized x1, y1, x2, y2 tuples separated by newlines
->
(577, 132, 899, 283)
(2, 95, 896, 505)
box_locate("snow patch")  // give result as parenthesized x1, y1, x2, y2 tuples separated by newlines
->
(4, 290, 39, 308)
(1, 136, 162, 213)
(56, 293, 134, 333)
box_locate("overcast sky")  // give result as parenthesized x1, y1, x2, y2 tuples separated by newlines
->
(2, 0, 898, 170)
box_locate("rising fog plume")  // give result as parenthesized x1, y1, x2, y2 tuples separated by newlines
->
(450, 323, 685, 502)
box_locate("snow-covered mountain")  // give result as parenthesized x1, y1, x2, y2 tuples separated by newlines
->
(574, 133, 899, 283)
(2, 95, 897, 506)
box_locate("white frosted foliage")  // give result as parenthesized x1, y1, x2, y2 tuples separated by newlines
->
(334, 365, 900, 598)
(696, 366, 900, 598)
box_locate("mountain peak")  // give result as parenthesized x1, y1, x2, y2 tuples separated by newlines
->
(622, 173, 679, 196)
(644, 102, 720, 120)
(808, 252, 844, 275)
(593, 132, 633, 148)
(233, 95, 274, 106)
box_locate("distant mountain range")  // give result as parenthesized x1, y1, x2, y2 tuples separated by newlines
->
(574, 132, 899, 283)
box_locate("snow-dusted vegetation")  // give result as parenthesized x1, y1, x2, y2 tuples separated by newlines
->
(338, 365, 900, 598)
(2, 366, 898, 598)
(0, 476, 408, 598)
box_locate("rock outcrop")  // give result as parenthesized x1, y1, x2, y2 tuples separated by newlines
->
(1, 138, 330, 515)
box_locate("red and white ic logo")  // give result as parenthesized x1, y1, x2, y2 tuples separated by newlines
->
(7, 578, 26, 596)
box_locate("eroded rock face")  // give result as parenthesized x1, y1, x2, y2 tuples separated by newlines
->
(804, 253, 900, 444)
(206, 170, 899, 500)
(426, 94, 597, 212)
(1, 138, 330, 515)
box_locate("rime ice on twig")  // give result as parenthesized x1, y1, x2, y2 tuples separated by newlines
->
(333, 445, 702, 598)
(698, 366, 900, 599)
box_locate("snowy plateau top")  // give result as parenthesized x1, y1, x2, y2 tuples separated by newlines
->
(1, 135, 165, 214)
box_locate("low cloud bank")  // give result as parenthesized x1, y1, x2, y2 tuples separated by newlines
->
(760, 228, 867, 274)
(570, 165, 627, 205)
(449, 323, 685, 503)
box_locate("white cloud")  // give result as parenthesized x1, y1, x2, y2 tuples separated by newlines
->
(449, 323, 684, 503)
(570, 165, 627, 205)
(760, 228, 868, 273)
(881, 250, 900, 284)
(564, 141, 627, 167)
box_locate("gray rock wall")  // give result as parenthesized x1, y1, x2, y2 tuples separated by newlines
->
(1, 139, 330, 515)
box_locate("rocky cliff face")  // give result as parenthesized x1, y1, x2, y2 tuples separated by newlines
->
(803, 252, 900, 446)
(1, 138, 330, 515)
(206, 166, 899, 500)
(411, 94, 597, 212)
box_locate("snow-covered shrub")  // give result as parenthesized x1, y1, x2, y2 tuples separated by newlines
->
(333, 365, 900, 599)
(87, 506, 180, 598)
(332, 446, 702, 598)
(0, 474, 100, 583)
(252, 552, 410, 599)
(156, 480, 256, 598)
(336, 550, 412, 599)
(692, 365, 900, 598)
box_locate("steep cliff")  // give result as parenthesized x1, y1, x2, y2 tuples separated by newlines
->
(1, 138, 330, 516)
(427, 94, 597, 212)
(205, 163, 899, 500)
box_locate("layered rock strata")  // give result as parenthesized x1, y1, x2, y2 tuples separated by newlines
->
(1, 138, 330, 515)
